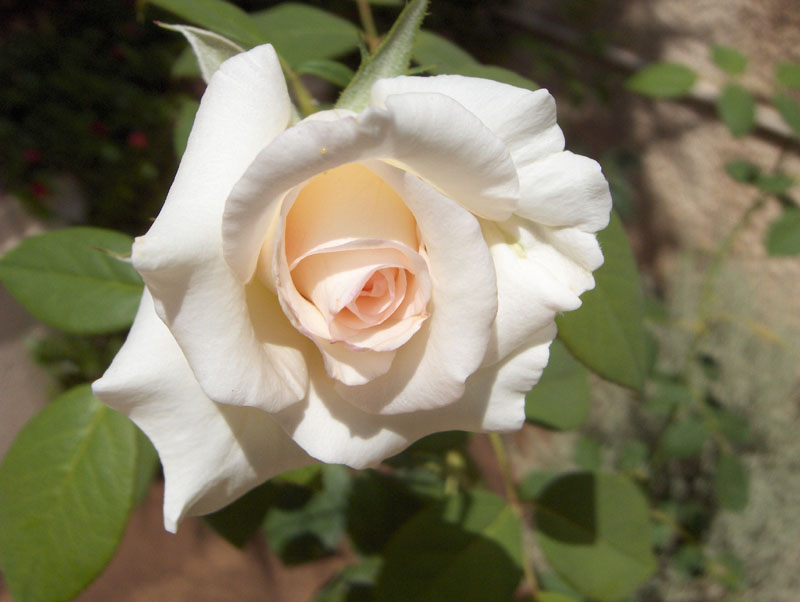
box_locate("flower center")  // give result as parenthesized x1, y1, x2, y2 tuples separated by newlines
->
(278, 162, 431, 352)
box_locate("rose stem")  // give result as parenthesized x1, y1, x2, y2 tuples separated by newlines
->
(488, 432, 539, 597)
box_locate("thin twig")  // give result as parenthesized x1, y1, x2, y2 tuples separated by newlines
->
(356, 0, 381, 52)
(488, 433, 539, 598)
(278, 56, 317, 117)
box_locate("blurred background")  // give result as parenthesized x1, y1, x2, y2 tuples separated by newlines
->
(1, 0, 799, 600)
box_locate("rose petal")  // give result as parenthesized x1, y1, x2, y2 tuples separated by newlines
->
(223, 94, 519, 283)
(277, 237, 431, 385)
(274, 326, 555, 468)
(333, 161, 497, 415)
(132, 45, 310, 413)
(479, 219, 582, 365)
(283, 162, 419, 265)
(516, 151, 612, 232)
(92, 291, 313, 532)
(371, 75, 565, 166)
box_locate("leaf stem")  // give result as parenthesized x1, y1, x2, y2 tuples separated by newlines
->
(356, 0, 381, 52)
(488, 433, 539, 597)
(278, 56, 317, 117)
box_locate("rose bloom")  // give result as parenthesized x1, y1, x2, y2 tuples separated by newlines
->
(93, 44, 611, 531)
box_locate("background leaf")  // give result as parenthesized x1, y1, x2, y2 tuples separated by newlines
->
(525, 340, 591, 430)
(724, 159, 760, 183)
(296, 59, 355, 88)
(251, 3, 359, 67)
(765, 208, 800, 256)
(158, 23, 243, 83)
(773, 93, 800, 137)
(263, 465, 351, 563)
(147, 0, 266, 48)
(626, 62, 697, 98)
(714, 453, 749, 512)
(776, 61, 800, 88)
(661, 418, 707, 459)
(535, 472, 655, 602)
(0, 227, 143, 334)
(557, 212, 648, 391)
(377, 489, 523, 602)
(716, 84, 755, 137)
(413, 31, 537, 90)
(0, 385, 138, 602)
(205, 482, 276, 547)
(711, 45, 747, 75)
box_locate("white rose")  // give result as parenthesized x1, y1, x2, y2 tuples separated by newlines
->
(93, 44, 611, 531)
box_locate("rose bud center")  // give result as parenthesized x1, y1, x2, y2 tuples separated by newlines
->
(276, 162, 432, 353)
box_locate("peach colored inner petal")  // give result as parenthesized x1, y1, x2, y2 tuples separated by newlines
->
(278, 162, 432, 355)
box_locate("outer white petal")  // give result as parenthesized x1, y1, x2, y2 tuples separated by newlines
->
(274, 326, 555, 468)
(480, 220, 581, 365)
(132, 44, 309, 413)
(480, 214, 606, 365)
(371, 75, 565, 166)
(92, 291, 313, 532)
(334, 162, 497, 415)
(516, 151, 612, 232)
(223, 95, 519, 283)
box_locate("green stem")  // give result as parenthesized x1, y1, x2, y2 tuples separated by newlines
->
(356, 0, 381, 52)
(278, 56, 317, 117)
(488, 433, 539, 598)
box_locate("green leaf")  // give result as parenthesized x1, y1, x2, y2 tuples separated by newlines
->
(0, 227, 143, 334)
(251, 3, 360, 67)
(0, 385, 138, 602)
(756, 171, 794, 196)
(661, 418, 707, 459)
(525, 340, 591, 430)
(347, 470, 427, 555)
(716, 84, 755, 137)
(147, 0, 266, 48)
(205, 481, 276, 547)
(573, 437, 603, 471)
(171, 47, 201, 78)
(714, 453, 749, 512)
(626, 62, 696, 98)
(711, 45, 747, 75)
(337, 0, 428, 112)
(557, 212, 648, 391)
(724, 159, 760, 183)
(263, 465, 351, 563)
(519, 470, 557, 501)
(712, 407, 751, 445)
(275, 464, 322, 486)
(618, 440, 648, 473)
(296, 59, 355, 88)
(535, 472, 655, 602)
(644, 377, 693, 416)
(159, 23, 243, 83)
(413, 31, 537, 90)
(173, 96, 200, 158)
(377, 489, 523, 602)
(536, 593, 581, 602)
(765, 208, 800, 256)
(315, 556, 382, 602)
(776, 61, 800, 88)
(674, 543, 705, 576)
(773, 92, 800, 137)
